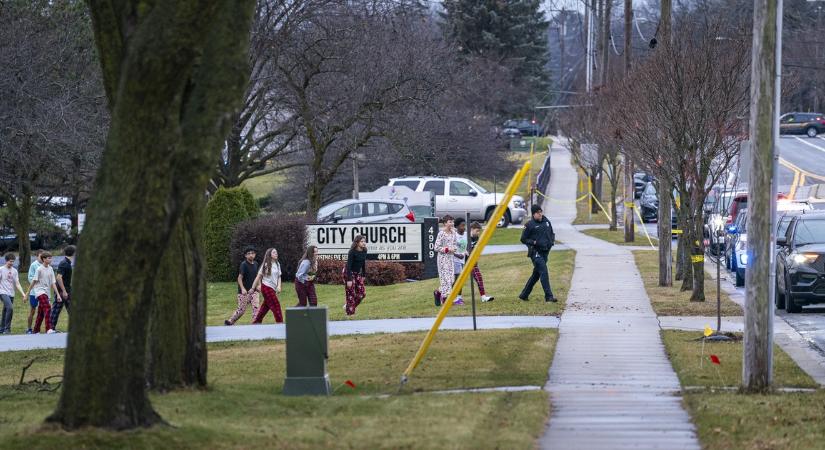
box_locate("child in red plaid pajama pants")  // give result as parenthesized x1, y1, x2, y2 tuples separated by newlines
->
(469, 222, 495, 302)
(343, 235, 368, 315)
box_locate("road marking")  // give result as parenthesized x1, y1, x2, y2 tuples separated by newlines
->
(793, 136, 825, 154)
(779, 157, 825, 182)
(789, 169, 801, 198)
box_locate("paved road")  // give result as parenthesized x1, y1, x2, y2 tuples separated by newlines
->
(739, 136, 825, 197)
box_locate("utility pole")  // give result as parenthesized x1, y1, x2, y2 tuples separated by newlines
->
(601, 0, 613, 86)
(623, 0, 634, 243)
(744, 0, 781, 392)
(560, 9, 566, 90)
(657, 0, 673, 287)
(585, 0, 594, 92)
(352, 152, 360, 199)
(813, 0, 823, 112)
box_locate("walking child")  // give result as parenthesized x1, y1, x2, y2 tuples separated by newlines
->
(433, 215, 458, 307)
(0, 253, 26, 334)
(469, 222, 494, 302)
(251, 248, 283, 324)
(25, 252, 62, 334)
(343, 235, 367, 315)
(294, 245, 319, 307)
(50, 245, 75, 332)
(224, 247, 260, 325)
(26, 250, 44, 334)
(452, 218, 468, 306)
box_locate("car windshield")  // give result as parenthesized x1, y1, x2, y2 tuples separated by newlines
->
(318, 202, 346, 217)
(643, 184, 656, 196)
(793, 219, 825, 246)
(777, 215, 796, 236)
(464, 179, 489, 194)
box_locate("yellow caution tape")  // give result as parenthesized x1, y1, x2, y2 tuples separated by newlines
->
(536, 191, 589, 203)
(691, 255, 705, 263)
(633, 204, 657, 249)
(589, 192, 612, 222)
(672, 229, 683, 234)
(623, 202, 634, 208)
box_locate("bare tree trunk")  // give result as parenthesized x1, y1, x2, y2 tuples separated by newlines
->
(590, 169, 602, 214)
(676, 205, 692, 290)
(661, 0, 672, 48)
(49, 1, 255, 430)
(610, 177, 619, 231)
(657, 177, 673, 286)
(9, 192, 34, 274)
(690, 213, 706, 302)
(147, 199, 207, 391)
(624, 156, 635, 242)
(743, 0, 779, 393)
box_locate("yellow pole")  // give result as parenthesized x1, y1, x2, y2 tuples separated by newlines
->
(400, 162, 531, 386)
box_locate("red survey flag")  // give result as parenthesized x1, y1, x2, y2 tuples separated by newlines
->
(345, 380, 356, 389)
(710, 355, 721, 365)
(405, 211, 416, 222)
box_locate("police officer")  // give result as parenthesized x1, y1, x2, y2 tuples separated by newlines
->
(519, 204, 556, 302)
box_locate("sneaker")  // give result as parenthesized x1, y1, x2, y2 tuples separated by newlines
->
(481, 295, 494, 302)
(453, 297, 465, 306)
(545, 296, 557, 303)
(518, 295, 529, 302)
(224, 320, 232, 326)
(46, 329, 56, 334)
(26, 329, 33, 334)
(434, 290, 441, 307)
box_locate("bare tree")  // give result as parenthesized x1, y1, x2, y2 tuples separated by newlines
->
(616, 23, 749, 301)
(271, 5, 452, 214)
(0, 1, 106, 271)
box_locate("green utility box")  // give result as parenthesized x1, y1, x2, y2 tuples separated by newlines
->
(283, 307, 331, 396)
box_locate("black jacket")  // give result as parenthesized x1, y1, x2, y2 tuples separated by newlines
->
(345, 248, 367, 281)
(521, 217, 555, 254)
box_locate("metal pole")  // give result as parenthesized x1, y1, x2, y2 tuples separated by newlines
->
(467, 211, 476, 331)
(352, 153, 359, 199)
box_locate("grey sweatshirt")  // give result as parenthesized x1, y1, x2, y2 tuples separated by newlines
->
(295, 259, 312, 283)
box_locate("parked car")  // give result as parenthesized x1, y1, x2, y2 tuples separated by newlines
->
(779, 112, 825, 138)
(500, 127, 522, 139)
(388, 176, 528, 227)
(316, 199, 413, 224)
(724, 209, 749, 277)
(503, 119, 542, 137)
(776, 212, 825, 312)
(633, 172, 653, 199)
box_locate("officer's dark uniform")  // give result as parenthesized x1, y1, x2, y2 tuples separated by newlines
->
(519, 208, 556, 301)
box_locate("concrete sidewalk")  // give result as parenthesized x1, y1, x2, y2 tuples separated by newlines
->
(539, 140, 700, 450)
(0, 315, 560, 352)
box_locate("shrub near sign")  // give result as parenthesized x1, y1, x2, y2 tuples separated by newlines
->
(307, 223, 426, 261)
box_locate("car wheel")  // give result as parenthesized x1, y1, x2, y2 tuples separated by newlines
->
(807, 127, 818, 138)
(735, 269, 744, 287)
(496, 210, 512, 228)
(785, 272, 802, 313)
(775, 278, 785, 310)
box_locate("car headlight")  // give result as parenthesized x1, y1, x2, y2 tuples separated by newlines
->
(793, 253, 818, 265)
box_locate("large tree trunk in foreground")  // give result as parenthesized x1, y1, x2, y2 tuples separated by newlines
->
(147, 200, 208, 391)
(657, 178, 673, 287)
(9, 192, 34, 273)
(49, 1, 254, 430)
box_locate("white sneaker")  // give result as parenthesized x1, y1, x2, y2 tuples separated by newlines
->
(46, 329, 56, 334)
(481, 295, 495, 302)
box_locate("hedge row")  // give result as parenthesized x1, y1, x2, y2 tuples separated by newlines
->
(229, 214, 312, 282)
(315, 260, 407, 286)
(206, 187, 260, 281)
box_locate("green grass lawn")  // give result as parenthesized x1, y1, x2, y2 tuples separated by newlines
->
(241, 171, 287, 200)
(581, 228, 658, 247)
(572, 167, 612, 225)
(0, 328, 556, 449)
(662, 330, 825, 450)
(633, 250, 742, 316)
(486, 227, 523, 245)
(209, 250, 575, 325)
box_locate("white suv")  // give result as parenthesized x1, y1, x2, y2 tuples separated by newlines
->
(388, 176, 528, 226)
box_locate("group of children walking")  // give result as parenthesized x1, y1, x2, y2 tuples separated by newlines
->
(224, 236, 368, 325)
(0, 247, 74, 335)
(433, 217, 493, 307)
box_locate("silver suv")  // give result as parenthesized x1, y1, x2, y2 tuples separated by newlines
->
(388, 176, 527, 226)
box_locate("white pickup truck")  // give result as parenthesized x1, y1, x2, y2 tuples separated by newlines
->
(388, 176, 528, 226)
